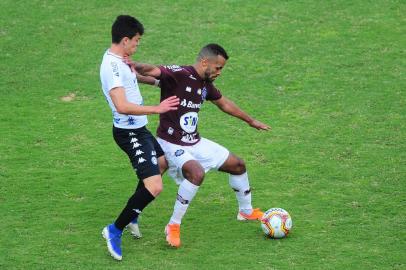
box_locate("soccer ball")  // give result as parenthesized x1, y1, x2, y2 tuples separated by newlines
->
(261, 208, 292, 239)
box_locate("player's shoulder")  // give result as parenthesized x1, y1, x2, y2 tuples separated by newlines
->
(161, 65, 192, 75)
(101, 52, 126, 73)
(102, 51, 124, 65)
(162, 64, 182, 72)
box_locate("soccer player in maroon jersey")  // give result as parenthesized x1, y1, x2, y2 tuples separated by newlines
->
(130, 43, 270, 247)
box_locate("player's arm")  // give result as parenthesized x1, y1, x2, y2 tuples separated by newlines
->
(134, 62, 161, 78)
(109, 87, 178, 115)
(123, 57, 160, 87)
(211, 96, 270, 130)
(123, 57, 161, 78)
(136, 72, 160, 87)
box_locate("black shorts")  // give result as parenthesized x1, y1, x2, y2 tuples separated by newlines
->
(113, 126, 164, 180)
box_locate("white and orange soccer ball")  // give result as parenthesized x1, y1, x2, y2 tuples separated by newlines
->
(261, 208, 292, 238)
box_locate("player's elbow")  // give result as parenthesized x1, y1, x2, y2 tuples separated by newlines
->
(149, 67, 161, 78)
(115, 103, 130, 114)
(219, 103, 232, 114)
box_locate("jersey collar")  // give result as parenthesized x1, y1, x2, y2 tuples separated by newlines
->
(107, 49, 123, 59)
(188, 66, 204, 81)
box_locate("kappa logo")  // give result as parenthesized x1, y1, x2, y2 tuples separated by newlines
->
(168, 127, 174, 135)
(151, 151, 156, 156)
(132, 208, 142, 214)
(133, 142, 141, 149)
(129, 132, 135, 136)
(185, 86, 192, 92)
(138, 157, 146, 164)
(135, 150, 144, 156)
(128, 117, 135, 125)
(130, 137, 138, 143)
(175, 149, 185, 157)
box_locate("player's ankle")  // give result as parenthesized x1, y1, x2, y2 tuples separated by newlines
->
(240, 208, 253, 215)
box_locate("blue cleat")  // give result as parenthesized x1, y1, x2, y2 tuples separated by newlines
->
(102, 224, 123, 261)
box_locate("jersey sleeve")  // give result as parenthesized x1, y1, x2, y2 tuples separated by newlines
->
(205, 83, 222, 101)
(103, 60, 124, 92)
(158, 65, 178, 91)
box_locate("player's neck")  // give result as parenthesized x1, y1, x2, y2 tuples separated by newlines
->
(192, 63, 205, 80)
(109, 44, 126, 58)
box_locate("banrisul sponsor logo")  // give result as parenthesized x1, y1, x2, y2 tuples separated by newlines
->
(180, 99, 201, 109)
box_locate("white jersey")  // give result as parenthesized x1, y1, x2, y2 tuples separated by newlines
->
(100, 49, 148, 129)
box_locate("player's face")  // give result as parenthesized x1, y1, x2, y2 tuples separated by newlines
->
(123, 33, 141, 56)
(204, 55, 226, 82)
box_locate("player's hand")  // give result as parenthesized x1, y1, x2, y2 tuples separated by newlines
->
(123, 56, 136, 73)
(156, 96, 179, 113)
(248, 119, 271, 131)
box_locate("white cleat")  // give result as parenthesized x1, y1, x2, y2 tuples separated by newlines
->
(127, 222, 142, 238)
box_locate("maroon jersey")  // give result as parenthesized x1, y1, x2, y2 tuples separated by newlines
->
(157, 65, 222, 146)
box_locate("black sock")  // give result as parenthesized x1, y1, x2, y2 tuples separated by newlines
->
(135, 180, 145, 192)
(114, 185, 155, 230)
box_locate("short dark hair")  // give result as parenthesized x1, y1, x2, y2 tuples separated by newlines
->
(111, 15, 144, 44)
(197, 43, 229, 61)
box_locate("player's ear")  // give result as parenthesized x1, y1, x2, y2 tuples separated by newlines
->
(121, 36, 129, 46)
(201, 57, 209, 68)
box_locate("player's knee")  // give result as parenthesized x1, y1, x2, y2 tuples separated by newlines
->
(143, 175, 163, 197)
(183, 168, 205, 185)
(182, 161, 205, 185)
(194, 169, 205, 183)
(234, 158, 246, 175)
(148, 181, 163, 197)
(154, 182, 163, 195)
(158, 156, 168, 175)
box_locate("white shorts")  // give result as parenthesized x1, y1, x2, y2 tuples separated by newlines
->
(157, 137, 230, 185)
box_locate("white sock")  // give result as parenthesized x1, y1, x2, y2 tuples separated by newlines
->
(169, 180, 199, 225)
(229, 172, 253, 213)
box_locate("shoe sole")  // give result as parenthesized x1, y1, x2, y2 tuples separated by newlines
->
(130, 231, 142, 239)
(237, 213, 262, 221)
(102, 227, 122, 261)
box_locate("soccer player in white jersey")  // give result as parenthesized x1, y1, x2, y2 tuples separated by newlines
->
(99, 15, 179, 260)
(127, 43, 270, 248)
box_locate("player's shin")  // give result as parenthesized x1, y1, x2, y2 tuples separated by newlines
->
(229, 172, 253, 213)
(114, 185, 155, 230)
(169, 180, 199, 224)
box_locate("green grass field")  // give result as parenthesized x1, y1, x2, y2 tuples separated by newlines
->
(1, 0, 405, 269)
